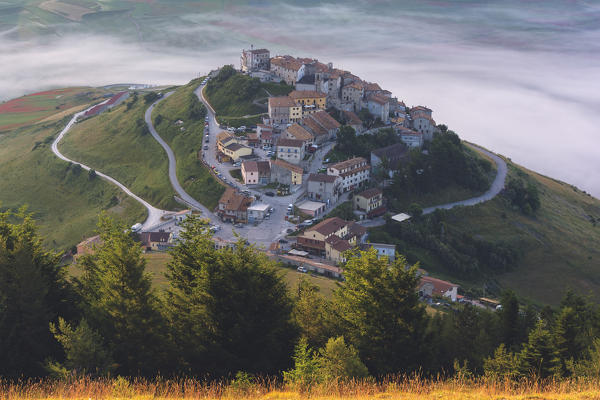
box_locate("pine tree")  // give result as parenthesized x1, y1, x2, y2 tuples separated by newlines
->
(0, 209, 76, 377)
(483, 344, 519, 381)
(165, 217, 296, 376)
(48, 318, 113, 377)
(293, 278, 338, 349)
(334, 248, 428, 375)
(318, 336, 369, 382)
(77, 215, 165, 376)
(518, 319, 560, 380)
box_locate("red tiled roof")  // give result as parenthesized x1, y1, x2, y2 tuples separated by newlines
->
(307, 217, 347, 237)
(308, 173, 339, 183)
(419, 276, 459, 296)
(356, 187, 382, 199)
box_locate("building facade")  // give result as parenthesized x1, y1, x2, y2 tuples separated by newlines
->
(276, 138, 305, 164)
(240, 48, 270, 72)
(307, 174, 342, 204)
(327, 157, 371, 192)
(270, 159, 303, 185)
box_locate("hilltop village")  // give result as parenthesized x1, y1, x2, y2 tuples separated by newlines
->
(77, 47, 495, 308)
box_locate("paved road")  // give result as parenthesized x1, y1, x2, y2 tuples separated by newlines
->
(51, 104, 170, 230)
(194, 84, 300, 245)
(144, 93, 215, 217)
(422, 143, 507, 214)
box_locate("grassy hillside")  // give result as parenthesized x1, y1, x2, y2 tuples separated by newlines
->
(59, 93, 177, 210)
(0, 113, 145, 250)
(204, 66, 293, 126)
(143, 251, 339, 297)
(370, 153, 600, 305)
(151, 80, 225, 210)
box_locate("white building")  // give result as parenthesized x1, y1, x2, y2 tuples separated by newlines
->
(240, 48, 270, 72)
(247, 203, 270, 222)
(327, 157, 371, 192)
(276, 138, 305, 164)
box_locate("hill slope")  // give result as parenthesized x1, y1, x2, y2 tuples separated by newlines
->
(0, 107, 145, 250)
(58, 92, 177, 210)
(370, 151, 600, 305)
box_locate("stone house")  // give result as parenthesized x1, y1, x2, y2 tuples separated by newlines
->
(270, 158, 303, 185)
(370, 143, 409, 177)
(241, 160, 271, 185)
(276, 138, 305, 164)
(307, 173, 342, 205)
(240, 48, 270, 72)
(354, 187, 386, 217)
(217, 187, 253, 223)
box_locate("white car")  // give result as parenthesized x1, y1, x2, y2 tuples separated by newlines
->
(297, 266, 308, 273)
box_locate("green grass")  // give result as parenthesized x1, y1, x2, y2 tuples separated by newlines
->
(143, 251, 340, 298)
(0, 110, 145, 251)
(229, 168, 242, 183)
(371, 156, 600, 306)
(58, 94, 177, 210)
(152, 80, 225, 210)
(204, 70, 293, 125)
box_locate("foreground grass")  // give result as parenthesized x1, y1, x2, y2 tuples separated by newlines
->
(3, 377, 600, 400)
(0, 95, 145, 250)
(152, 80, 225, 210)
(59, 94, 176, 210)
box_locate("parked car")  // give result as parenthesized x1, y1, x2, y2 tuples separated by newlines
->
(297, 266, 308, 273)
(203, 145, 209, 150)
(286, 228, 295, 234)
(265, 191, 275, 197)
(227, 127, 235, 132)
(279, 239, 288, 244)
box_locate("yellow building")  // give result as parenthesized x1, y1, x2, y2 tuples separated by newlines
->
(290, 104, 302, 123)
(222, 142, 253, 161)
(289, 90, 327, 110)
(354, 188, 384, 216)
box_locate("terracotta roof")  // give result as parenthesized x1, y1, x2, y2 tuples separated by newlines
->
(343, 110, 362, 126)
(308, 217, 347, 237)
(368, 94, 389, 106)
(277, 138, 304, 148)
(78, 235, 102, 248)
(331, 157, 368, 171)
(347, 221, 367, 238)
(256, 160, 271, 174)
(289, 90, 326, 100)
(140, 231, 170, 246)
(411, 111, 436, 123)
(356, 187, 382, 199)
(411, 105, 432, 113)
(344, 82, 363, 91)
(269, 96, 296, 108)
(310, 111, 341, 131)
(326, 235, 352, 252)
(363, 82, 382, 91)
(217, 131, 234, 142)
(419, 276, 459, 296)
(302, 116, 328, 137)
(242, 161, 258, 172)
(270, 56, 303, 71)
(286, 123, 314, 141)
(308, 173, 339, 183)
(219, 188, 252, 212)
(339, 164, 370, 178)
(270, 158, 303, 174)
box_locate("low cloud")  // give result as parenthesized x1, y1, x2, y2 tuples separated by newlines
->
(1, 0, 599, 197)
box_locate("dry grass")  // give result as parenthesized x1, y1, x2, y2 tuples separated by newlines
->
(2, 377, 600, 400)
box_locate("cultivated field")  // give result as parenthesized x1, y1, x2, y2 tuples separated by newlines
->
(0, 88, 105, 131)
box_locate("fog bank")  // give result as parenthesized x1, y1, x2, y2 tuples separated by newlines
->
(1, 0, 599, 197)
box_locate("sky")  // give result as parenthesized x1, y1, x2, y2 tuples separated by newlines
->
(1, 0, 599, 196)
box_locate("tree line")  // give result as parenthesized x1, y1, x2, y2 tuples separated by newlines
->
(1, 210, 600, 383)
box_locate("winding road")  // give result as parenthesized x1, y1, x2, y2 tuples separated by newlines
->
(51, 104, 170, 230)
(144, 93, 213, 216)
(422, 144, 507, 214)
(51, 84, 508, 243)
